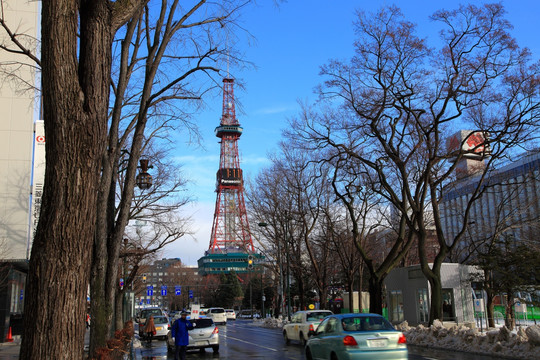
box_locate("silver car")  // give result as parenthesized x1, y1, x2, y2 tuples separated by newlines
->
(167, 317, 219, 354)
(151, 315, 170, 340)
(305, 313, 407, 360)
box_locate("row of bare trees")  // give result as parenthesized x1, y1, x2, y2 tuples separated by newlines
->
(248, 3, 540, 326)
(0, 0, 256, 358)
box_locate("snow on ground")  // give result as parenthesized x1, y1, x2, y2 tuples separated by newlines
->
(256, 316, 540, 359)
(257, 317, 286, 329)
(396, 320, 540, 359)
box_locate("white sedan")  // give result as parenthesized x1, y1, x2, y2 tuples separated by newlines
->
(283, 310, 333, 346)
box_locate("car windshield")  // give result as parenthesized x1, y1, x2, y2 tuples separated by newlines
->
(341, 316, 395, 331)
(194, 318, 214, 328)
(142, 309, 162, 318)
(154, 317, 168, 324)
(306, 312, 332, 321)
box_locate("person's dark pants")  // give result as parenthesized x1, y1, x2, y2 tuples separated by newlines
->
(146, 332, 153, 344)
(175, 345, 187, 360)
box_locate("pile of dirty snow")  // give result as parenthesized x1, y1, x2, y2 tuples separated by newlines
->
(256, 316, 286, 329)
(396, 320, 540, 359)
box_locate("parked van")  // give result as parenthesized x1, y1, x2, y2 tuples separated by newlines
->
(207, 307, 227, 325)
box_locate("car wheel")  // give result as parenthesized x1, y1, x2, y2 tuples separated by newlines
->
(199, 348, 205, 353)
(300, 332, 307, 346)
(212, 345, 219, 353)
(283, 331, 290, 345)
(330, 352, 338, 360)
(305, 347, 313, 360)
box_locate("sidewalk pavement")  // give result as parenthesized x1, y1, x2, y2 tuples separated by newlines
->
(0, 331, 142, 360)
(0, 336, 20, 360)
(0, 328, 91, 360)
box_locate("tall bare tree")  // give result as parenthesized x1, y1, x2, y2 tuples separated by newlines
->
(288, 4, 540, 324)
(19, 1, 147, 358)
(0, 0, 253, 357)
(86, 0, 252, 353)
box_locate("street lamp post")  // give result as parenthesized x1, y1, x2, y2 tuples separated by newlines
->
(261, 270, 265, 319)
(284, 212, 291, 321)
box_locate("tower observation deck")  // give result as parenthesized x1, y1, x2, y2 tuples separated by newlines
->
(198, 78, 262, 275)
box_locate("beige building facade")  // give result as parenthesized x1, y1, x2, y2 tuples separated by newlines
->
(0, 1, 40, 261)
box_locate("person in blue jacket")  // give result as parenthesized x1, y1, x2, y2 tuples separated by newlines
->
(171, 310, 195, 360)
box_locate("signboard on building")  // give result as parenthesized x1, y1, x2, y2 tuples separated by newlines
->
(29, 120, 45, 258)
(447, 130, 490, 160)
(446, 130, 490, 179)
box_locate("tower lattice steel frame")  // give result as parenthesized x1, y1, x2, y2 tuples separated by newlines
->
(208, 78, 254, 254)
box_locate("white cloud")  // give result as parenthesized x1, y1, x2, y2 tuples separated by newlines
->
(162, 202, 215, 266)
(173, 154, 218, 164)
(254, 104, 297, 115)
(241, 154, 271, 166)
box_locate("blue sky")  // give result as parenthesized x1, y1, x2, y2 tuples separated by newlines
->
(166, 0, 540, 265)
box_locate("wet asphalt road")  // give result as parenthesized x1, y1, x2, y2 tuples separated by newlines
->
(135, 319, 520, 360)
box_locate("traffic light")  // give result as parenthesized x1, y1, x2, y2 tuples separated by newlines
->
(248, 255, 254, 269)
(142, 274, 147, 283)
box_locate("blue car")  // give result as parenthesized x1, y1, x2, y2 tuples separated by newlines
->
(305, 313, 407, 360)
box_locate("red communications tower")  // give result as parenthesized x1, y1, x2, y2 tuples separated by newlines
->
(199, 78, 259, 275)
(209, 78, 254, 253)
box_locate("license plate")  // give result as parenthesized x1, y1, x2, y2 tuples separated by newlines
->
(195, 341, 206, 346)
(368, 339, 387, 347)
(156, 327, 162, 331)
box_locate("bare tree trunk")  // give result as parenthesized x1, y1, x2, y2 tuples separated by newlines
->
(20, 1, 111, 358)
(485, 270, 496, 328)
(368, 277, 384, 315)
(505, 293, 516, 330)
(348, 286, 354, 313)
(421, 256, 444, 323)
(487, 294, 495, 328)
(298, 276, 305, 311)
(90, 176, 116, 354)
(115, 290, 124, 330)
(358, 263, 364, 312)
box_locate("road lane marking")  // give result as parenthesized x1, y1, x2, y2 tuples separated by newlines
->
(223, 334, 279, 352)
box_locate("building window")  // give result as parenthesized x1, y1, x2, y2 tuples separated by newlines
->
(416, 288, 429, 323)
(388, 290, 404, 323)
(442, 289, 455, 321)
